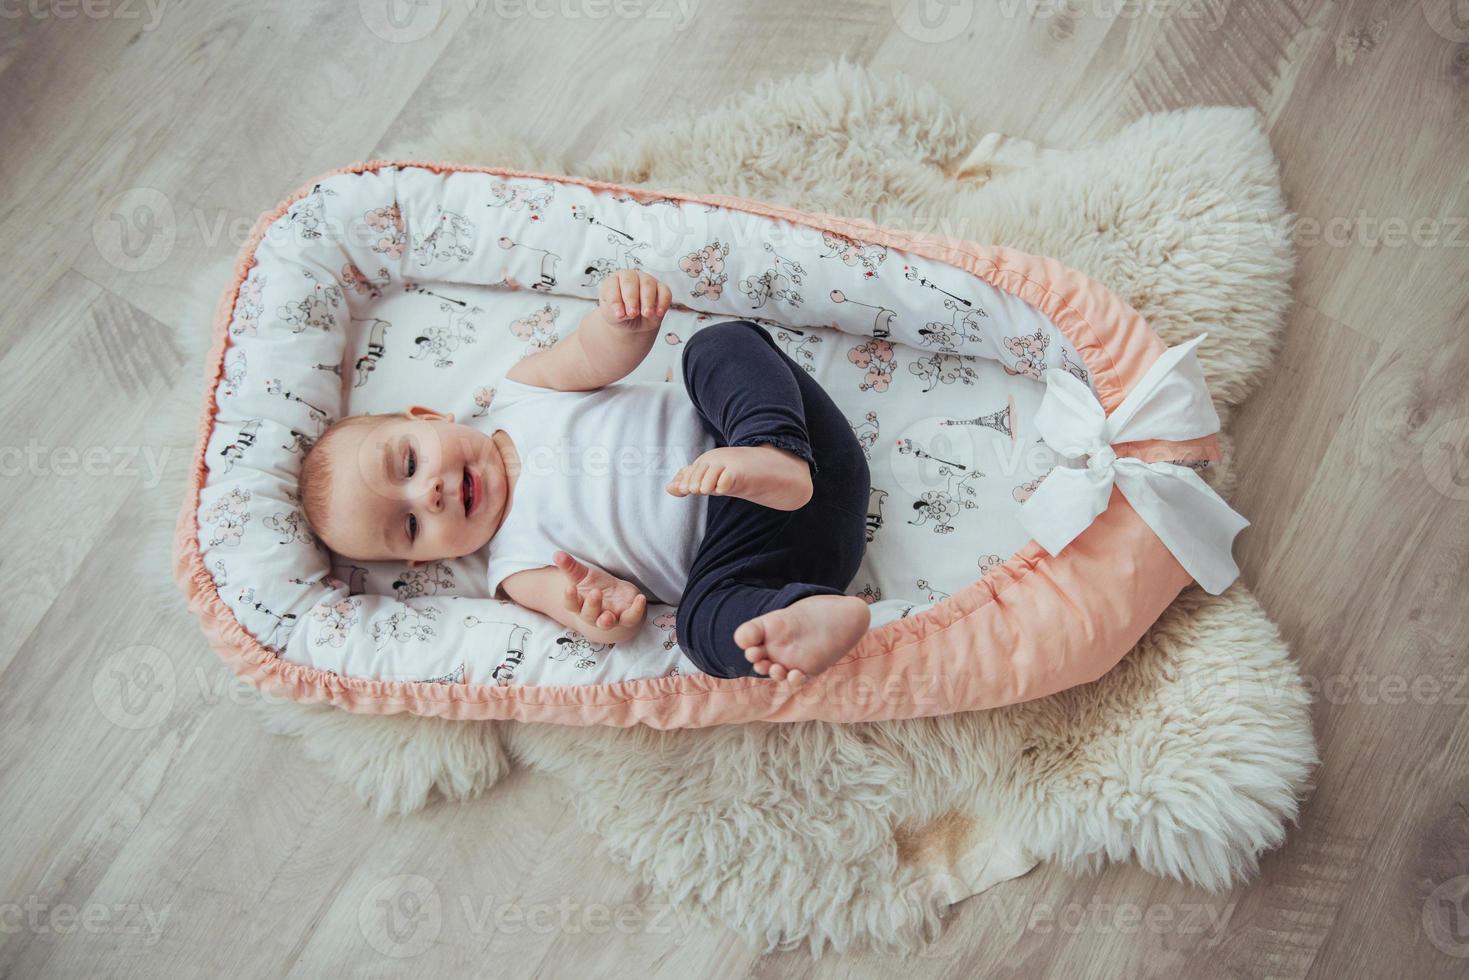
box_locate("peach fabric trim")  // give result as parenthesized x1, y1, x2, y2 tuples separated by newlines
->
(172, 161, 1219, 727)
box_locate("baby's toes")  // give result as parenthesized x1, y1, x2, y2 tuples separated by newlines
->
(734, 617, 767, 650)
(698, 464, 724, 495)
(713, 466, 737, 495)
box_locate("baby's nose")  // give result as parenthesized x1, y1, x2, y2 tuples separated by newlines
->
(425, 477, 444, 511)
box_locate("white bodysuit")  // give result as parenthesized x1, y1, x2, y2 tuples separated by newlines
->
(482, 376, 714, 605)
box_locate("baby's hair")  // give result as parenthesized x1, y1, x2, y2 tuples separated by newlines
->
(299, 411, 408, 540)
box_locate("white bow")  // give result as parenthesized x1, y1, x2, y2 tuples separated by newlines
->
(1018, 335, 1249, 595)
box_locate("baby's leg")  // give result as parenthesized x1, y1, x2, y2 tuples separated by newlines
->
(676, 341, 872, 681)
(670, 320, 816, 511)
(679, 581, 870, 683)
(676, 497, 870, 681)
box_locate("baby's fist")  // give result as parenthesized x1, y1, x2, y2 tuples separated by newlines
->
(599, 269, 671, 331)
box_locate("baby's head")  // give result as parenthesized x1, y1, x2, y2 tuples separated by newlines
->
(300, 406, 511, 566)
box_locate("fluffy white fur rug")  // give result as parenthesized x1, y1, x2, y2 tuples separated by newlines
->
(145, 59, 1316, 956)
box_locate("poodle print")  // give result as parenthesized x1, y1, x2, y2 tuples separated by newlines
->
(916, 307, 987, 353)
(829, 290, 894, 339)
(353, 317, 391, 388)
(237, 588, 298, 650)
(286, 183, 336, 241)
(407, 286, 484, 368)
(276, 269, 344, 333)
(1060, 347, 1089, 384)
(426, 663, 467, 685)
(916, 579, 951, 603)
(906, 464, 982, 535)
(472, 386, 496, 417)
(498, 236, 561, 291)
(490, 625, 532, 686)
(342, 262, 389, 299)
(507, 303, 560, 354)
(977, 554, 1005, 577)
(283, 428, 316, 456)
(903, 262, 980, 312)
(571, 204, 651, 269)
(1012, 475, 1048, 503)
(819, 230, 888, 277)
(897, 435, 972, 474)
(1003, 329, 1051, 380)
(369, 604, 441, 649)
(908, 352, 979, 392)
(265, 379, 330, 432)
(848, 337, 897, 392)
(231, 272, 265, 338)
(775, 327, 822, 373)
(487, 179, 554, 218)
(217, 418, 262, 474)
(263, 508, 315, 546)
(653, 612, 678, 650)
(364, 203, 406, 259)
(221, 348, 246, 399)
(678, 240, 730, 299)
(392, 561, 455, 600)
(740, 244, 805, 309)
(850, 411, 879, 459)
(203, 487, 251, 547)
(855, 583, 882, 604)
(310, 594, 361, 648)
(552, 632, 611, 670)
(412, 209, 476, 266)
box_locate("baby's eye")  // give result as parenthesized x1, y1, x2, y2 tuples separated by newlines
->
(406, 447, 417, 478)
(407, 513, 418, 542)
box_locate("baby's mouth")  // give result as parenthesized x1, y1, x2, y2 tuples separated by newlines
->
(462, 467, 474, 517)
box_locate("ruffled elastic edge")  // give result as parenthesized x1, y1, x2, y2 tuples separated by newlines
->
(172, 160, 1218, 727)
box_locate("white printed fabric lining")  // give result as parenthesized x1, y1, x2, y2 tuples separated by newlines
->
(198, 165, 1107, 688)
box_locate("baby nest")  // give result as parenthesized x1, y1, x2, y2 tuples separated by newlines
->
(172, 161, 1245, 728)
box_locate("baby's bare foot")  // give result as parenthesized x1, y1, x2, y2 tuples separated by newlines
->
(666, 445, 813, 511)
(734, 595, 870, 684)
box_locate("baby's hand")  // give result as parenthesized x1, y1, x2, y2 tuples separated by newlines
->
(553, 551, 648, 633)
(598, 269, 671, 333)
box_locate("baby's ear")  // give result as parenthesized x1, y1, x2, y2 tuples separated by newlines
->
(405, 405, 453, 423)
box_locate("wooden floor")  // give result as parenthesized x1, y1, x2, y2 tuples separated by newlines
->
(3, 1, 1468, 976)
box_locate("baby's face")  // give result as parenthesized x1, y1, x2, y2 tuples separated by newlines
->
(320, 408, 511, 565)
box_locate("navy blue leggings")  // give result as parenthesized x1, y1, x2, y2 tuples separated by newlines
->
(676, 320, 871, 678)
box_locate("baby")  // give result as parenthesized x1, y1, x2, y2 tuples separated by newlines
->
(299, 269, 872, 683)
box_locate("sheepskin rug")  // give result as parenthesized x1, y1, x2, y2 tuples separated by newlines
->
(148, 59, 1316, 956)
